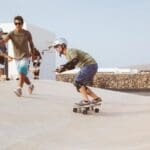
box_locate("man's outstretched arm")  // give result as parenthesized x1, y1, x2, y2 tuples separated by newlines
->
(56, 57, 79, 73)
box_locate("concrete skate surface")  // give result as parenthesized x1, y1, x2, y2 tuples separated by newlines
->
(0, 80, 150, 150)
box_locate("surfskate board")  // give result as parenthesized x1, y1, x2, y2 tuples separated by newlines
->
(73, 102, 101, 114)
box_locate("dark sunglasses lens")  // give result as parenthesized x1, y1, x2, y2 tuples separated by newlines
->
(15, 22, 22, 25)
(54, 45, 59, 48)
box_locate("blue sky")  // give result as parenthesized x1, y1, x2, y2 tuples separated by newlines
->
(0, 0, 150, 67)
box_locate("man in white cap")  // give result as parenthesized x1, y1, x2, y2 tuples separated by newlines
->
(51, 37, 102, 106)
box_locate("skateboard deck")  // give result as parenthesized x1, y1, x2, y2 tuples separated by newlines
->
(73, 102, 101, 114)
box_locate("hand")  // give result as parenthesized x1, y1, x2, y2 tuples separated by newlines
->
(55, 68, 61, 73)
(8, 56, 13, 62)
(55, 65, 66, 73)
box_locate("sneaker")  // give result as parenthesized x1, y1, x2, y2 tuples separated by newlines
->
(14, 88, 22, 97)
(28, 84, 34, 94)
(76, 100, 90, 106)
(91, 97, 102, 105)
(34, 76, 39, 80)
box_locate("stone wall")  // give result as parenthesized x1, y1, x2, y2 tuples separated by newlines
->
(56, 72, 150, 90)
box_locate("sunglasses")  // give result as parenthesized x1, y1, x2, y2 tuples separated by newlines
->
(14, 22, 23, 25)
(54, 45, 61, 48)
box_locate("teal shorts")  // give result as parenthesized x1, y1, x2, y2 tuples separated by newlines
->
(15, 58, 30, 75)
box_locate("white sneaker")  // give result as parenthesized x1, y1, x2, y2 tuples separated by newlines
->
(14, 88, 22, 97)
(28, 84, 34, 94)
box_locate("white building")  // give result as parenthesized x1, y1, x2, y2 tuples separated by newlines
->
(0, 23, 56, 80)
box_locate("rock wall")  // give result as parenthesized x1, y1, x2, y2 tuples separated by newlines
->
(56, 72, 150, 90)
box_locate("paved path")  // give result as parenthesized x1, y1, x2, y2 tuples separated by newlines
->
(0, 80, 150, 150)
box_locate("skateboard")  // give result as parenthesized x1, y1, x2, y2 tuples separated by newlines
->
(73, 102, 101, 114)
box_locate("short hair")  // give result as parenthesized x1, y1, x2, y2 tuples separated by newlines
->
(14, 16, 24, 24)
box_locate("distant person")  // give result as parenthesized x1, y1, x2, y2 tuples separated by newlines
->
(50, 37, 102, 106)
(0, 28, 7, 79)
(31, 48, 42, 79)
(0, 16, 35, 96)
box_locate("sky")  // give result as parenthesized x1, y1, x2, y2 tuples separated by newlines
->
(0, 0, 150, 67)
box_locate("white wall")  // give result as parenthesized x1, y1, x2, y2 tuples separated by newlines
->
(27, 24, 56, 79)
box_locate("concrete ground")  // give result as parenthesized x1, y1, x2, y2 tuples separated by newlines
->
(0, 80, 150, 150)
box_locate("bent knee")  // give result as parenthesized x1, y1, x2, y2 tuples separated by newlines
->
(73, 80, 87, 92)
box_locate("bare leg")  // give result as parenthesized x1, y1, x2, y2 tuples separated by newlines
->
(24, 75, 31, 85)
(86, 87, 102, 103)
(36, 70, 40, 79)
(0, 69, 3, 77)
(18, 73, 25, 88)
(18, 73, 32, 86)
(79, 86, 89, 101)
(33, 67, 36, 79)
(34, 69, 39, 79)
(86, 87, 99, 99)
(23, 74, 34, 94)
(0, 68, 4, 76)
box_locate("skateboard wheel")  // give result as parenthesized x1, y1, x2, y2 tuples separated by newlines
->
(95, 108, 99, 113)
(86, 107, 90, 111)
(83, 110, 88, 114)
(73, 108, 78, 112)
(91, 106, 94, 110)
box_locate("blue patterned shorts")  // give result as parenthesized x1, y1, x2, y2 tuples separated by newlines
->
(75, 63, 98, 85)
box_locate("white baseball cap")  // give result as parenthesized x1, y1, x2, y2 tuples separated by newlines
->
(49, 37, 68, 48)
